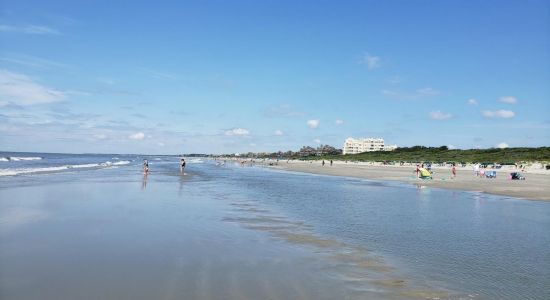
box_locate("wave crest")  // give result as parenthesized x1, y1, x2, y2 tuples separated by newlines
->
(0, 160, 131, 177)
(0, 156, 42, 162)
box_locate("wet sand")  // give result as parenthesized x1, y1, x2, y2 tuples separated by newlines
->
(4, 162, 548, 299)
(0, 181, 350, 300)
(223, 198, 460, 299)
(269, 160, 550, 201)
(0, 174, 454, 300)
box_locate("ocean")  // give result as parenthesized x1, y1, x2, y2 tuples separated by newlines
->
(1, 152, 549, 299)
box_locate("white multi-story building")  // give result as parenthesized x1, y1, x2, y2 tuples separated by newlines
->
(383, 144, 398, 152)
(342, 137, 397, 154)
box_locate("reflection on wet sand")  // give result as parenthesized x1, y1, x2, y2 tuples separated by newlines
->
(179, 173, 185, 196)
(0, 207, 49, 235)
(223, 200, 456, 300)
(141, 173, 148, 190)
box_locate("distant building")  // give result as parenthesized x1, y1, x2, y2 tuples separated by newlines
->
(383, 144, 398, 151)
(342, 137, 397, 154)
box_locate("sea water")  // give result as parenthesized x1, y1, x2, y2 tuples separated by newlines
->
(1, 153, 549, 299)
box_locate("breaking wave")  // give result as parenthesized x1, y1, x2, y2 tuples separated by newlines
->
(0, 160, 131, 177)
(0, 156, 42, 162)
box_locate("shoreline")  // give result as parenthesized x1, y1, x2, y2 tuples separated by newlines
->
(0, 163, 464, 300)
(3, 158, 550, 299)
(262, 160, 550, 201)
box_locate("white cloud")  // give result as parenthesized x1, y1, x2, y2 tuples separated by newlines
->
(129, 132, 145, 140)
(137, 67, 178, 80)
(97, 77, 116, 85)
(387, 76, 401, 84)
(0, 25, 60, 35)
(360, 53, 381, 69)
(382, 87, 440, 100)
(499, 96, 517, 104)
(416, 87, 440, 96)
(93, 134, 107, 140)
(225, 128, 250, 136)
(382, 89, 400, 97)
(0, 54, 69, 69)
(482, 110, 515, 118)
(467, 98, 478, 105)
(157, 142, 165, 147)
(265, 104, 304, 118)
(0, 69, 65, 105)
(313, 138, 321, 144)
(448, 144, 457, 149)
(335, 119, 344, 125)
(430, 111, 453, 120)
(274, 129, 284, 136)
(307, 119, 320, 129)
(495, 142, 509, 149)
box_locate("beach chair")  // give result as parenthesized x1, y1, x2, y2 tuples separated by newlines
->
(486, 171, 496, 178)
(510, 172, 525, 180)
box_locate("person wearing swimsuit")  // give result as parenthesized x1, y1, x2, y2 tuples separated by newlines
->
(143, 159, 149, 174)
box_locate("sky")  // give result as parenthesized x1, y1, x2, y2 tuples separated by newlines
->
(0, 0, 549, 154)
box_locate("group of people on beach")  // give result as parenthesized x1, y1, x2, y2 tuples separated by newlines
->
(142, 158, 186, 174)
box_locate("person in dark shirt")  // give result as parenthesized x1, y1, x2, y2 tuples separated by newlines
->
(180, 158, 186, 173)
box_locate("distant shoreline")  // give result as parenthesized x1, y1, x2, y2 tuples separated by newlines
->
(256, 159, 550, 201)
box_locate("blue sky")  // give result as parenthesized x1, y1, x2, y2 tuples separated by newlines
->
(0, 0, 549, 154)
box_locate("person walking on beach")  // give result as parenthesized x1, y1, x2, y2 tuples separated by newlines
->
(180, 158, 186, 173)
(451, 164, 456, 179)
(322, 160, 325, 166)
(416, 164, 420, 178)
(330, 160, 333, 166)
(143, 159, 149, 174)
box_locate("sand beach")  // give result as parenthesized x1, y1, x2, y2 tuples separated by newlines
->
(267, 160, 550, 201)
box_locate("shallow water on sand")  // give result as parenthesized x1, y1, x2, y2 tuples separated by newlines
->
(1, 157, 549, 299)
(218, 163, 550, 300)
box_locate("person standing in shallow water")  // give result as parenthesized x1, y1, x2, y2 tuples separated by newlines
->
(180, 158, 186, 173)
(143, 159, 149, 174)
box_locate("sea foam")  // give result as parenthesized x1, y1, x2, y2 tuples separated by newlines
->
(0, 160, 131, 176)
(0, 156, 42, 162)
